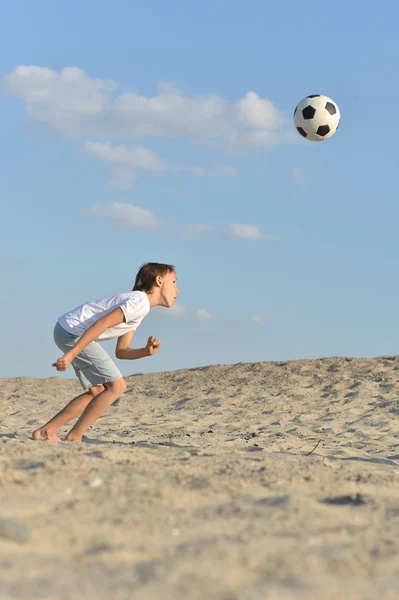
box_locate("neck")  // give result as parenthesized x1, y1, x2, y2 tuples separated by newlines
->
(146, 290, 162, 308)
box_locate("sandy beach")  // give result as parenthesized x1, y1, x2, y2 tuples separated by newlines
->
(1, 356, 399, 599)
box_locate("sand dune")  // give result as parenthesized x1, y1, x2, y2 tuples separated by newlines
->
(1, 356, 399, 599)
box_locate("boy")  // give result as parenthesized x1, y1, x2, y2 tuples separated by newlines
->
(32, 262, 179, 443)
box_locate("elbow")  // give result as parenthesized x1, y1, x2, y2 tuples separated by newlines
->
(115, 350, 124, 360)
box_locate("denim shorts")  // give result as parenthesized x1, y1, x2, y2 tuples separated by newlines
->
(53, 322, 123, 391)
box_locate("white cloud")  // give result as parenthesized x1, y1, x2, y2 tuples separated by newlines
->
(228, 224, 277, 240)
(252, 314, 265, 326)
(180, 224, 214, 239)
(85, 142, 164, 190)
(84, 141, 236, 186)
(87, 202, 160, 229)
(236, 92, 285, 129)
(196, 309, 213, 321)
(85, 142, 165, 172)
(153, 302, 185, 318)
(2, 65, 291, 147)
(2, 66, 115, 128)
(167, 303, 185, 317)
(293, 167, 308, 184)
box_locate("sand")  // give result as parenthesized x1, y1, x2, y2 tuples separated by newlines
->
(1, 356, 399, 599)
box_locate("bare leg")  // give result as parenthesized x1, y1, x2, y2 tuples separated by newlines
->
(32, 384, 105, 441)
(65, 378, 127, 442)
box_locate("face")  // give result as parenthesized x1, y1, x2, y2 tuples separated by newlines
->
(159, 271, 180, 307)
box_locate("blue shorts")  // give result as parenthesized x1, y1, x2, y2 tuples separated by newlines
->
(53, 322, 123, 391)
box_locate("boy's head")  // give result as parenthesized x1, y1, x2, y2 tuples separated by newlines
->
(133, 262, 179, 307)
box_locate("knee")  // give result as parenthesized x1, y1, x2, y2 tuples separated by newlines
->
(105, 378, 126, 398)
(119, 378, 127, 395)
(89, 384, 105, 398)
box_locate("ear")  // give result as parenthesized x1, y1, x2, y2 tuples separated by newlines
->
(155, 275, 163, 287)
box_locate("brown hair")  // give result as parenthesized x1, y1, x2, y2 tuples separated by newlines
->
(133, 262, 176, 293)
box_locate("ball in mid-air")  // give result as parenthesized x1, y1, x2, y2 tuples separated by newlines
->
(294, 95, 340, 141)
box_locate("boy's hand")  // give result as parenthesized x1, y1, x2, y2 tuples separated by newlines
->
(146, 336, 161, 356)
(52, 352, 74, 371)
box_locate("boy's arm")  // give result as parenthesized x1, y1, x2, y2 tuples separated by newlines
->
(52, 308, 125, 371)
(115, 330, 161, 360)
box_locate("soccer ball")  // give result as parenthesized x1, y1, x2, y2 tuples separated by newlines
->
(294, 95, 340, 142)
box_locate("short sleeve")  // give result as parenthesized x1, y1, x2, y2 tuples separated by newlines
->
(119, 294, 148, 327)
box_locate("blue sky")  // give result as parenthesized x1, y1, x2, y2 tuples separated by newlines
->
(1, 0, 399, 379)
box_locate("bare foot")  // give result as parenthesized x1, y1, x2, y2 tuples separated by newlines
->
(64, 434, 82, 443)
(32, 428, 61, 442)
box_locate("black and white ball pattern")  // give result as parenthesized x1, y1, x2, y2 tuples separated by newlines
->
(294, 95, 340, 141)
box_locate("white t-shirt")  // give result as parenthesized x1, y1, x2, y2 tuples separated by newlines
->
(57, 291, 150, 341)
